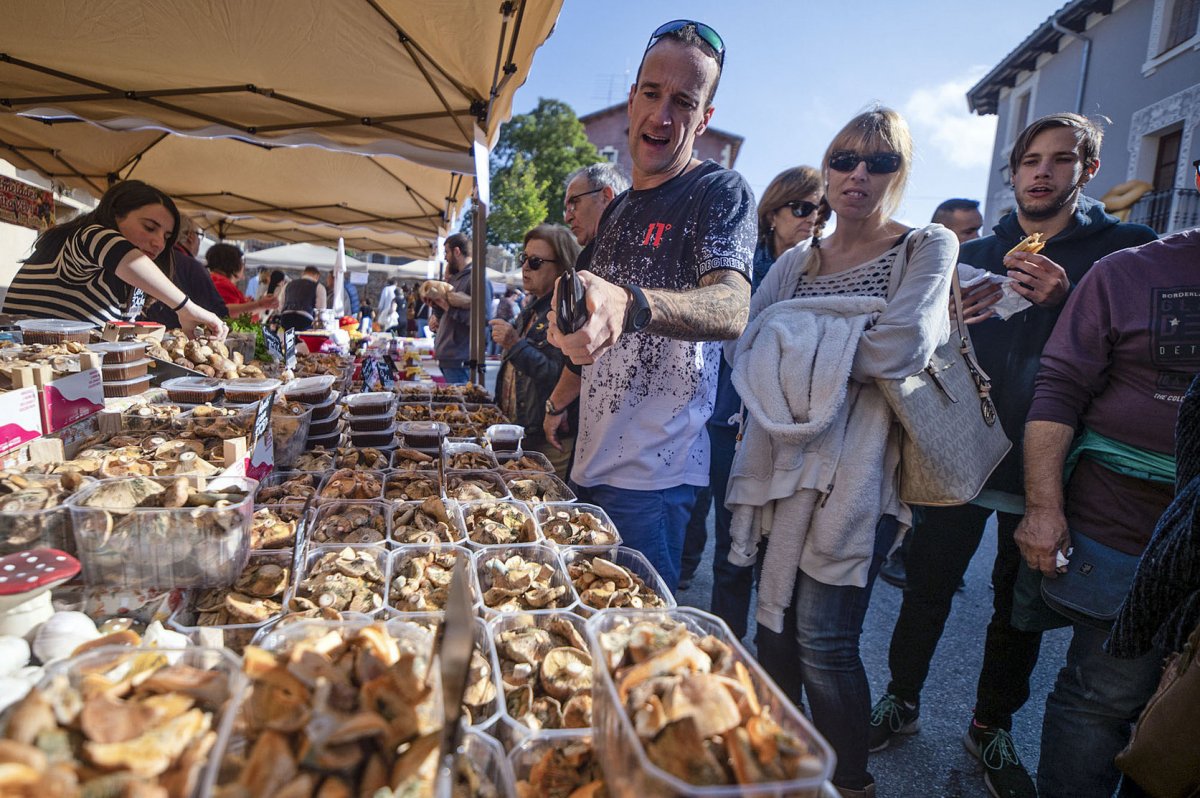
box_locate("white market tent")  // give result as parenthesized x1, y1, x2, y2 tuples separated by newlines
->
(242, 243, 367, 270)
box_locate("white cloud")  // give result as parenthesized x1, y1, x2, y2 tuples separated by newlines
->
(903, 68, 998, 170)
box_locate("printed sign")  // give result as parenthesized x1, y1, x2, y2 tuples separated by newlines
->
(253, 393, 276, 443)
(0, 175, 55, 231)
(284, 328, 297, 369)
(264, 325, 283, 361)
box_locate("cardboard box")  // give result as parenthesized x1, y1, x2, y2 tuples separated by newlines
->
(0, 387, 44, 455)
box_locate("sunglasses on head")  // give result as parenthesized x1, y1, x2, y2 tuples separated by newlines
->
(519, 252, 557, 271)
(781, 200, 819, 218)
(646, 19, 725, 67)
(828, 151, 903, 175)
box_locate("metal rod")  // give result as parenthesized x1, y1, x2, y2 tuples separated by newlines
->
(470, 192, 487, 386)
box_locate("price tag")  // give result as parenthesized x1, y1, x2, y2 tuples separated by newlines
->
(264, 325, 283, 361)
(284, 327, 297, 369)
(253, 393, 276, 442)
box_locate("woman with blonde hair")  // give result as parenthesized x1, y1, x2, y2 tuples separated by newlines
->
(723, 108, 958, 797)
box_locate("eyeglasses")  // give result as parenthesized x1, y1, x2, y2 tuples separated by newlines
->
(645, 19, 725, 67)
(1194, 159, 1199, 178)
(828, 151, 903, 175)
(564, 188, 603, 215)
(519, 252, 557, 271)
(780, 200, 819, 218)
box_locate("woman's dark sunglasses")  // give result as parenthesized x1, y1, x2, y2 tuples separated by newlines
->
(519, 252, 556, 271)
(781, 200, 819, 218)
(828, 151, 903, 175)
(646, 19, 725, 66)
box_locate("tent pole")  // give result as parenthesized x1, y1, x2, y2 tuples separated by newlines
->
(470, 191, 487, 386)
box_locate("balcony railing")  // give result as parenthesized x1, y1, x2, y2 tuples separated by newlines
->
(1127, 188, 1200, 234)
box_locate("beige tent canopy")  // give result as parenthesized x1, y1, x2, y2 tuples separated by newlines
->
(0, 0, 563, 172)
(0, 113, 469, 242)
(242, 242, 367, 270)
(192, 214, 437, 260)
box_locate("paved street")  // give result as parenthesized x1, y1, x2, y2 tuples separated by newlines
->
(675, 513, 1072, 798)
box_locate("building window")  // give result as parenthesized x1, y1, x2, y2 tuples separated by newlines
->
(1009, 90, 1032, 144)
(599, 146, 618, 164)
(1164, 0, 1200, 52)
(1153, 129, 1183, 191)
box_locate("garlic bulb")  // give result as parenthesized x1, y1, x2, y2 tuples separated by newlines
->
(32, 611, 99, 664)
(0, 635, 30, 676)
(143, 621, 190, 663)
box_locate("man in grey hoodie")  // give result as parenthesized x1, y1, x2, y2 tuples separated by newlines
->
(868, 113, 1156, 798)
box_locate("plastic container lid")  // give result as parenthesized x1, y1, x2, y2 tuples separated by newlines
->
(281, 375, 336, 400)
(102, 374, 152, 388)
(399, 421, 450, 437)
(161, 376, 224, 399)
(88, 341, 147, 359)
(225, 377, 282, 393)
(17, 319, 96, 335)
(100, 357, 151, 373)
(486, 424, 524, 441)
(342, 391, 396, 413)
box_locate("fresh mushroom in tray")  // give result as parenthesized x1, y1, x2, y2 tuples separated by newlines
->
(496, 615, 593, 731)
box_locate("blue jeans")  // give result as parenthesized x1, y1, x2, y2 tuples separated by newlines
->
(755, 515, 898, 791)
(708, 422, 754, 639)
(680, 485, 711, 582)
(439, 362, 469, 385)
(569, 482, 701, 593)
(1038, 623, 1165, 798)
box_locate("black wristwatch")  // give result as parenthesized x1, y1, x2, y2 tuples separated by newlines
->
(622, 284, 652, 333)
(545, 398, 565, 417)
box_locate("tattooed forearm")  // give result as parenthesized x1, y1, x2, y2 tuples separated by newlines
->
(643, 269, 750, 341)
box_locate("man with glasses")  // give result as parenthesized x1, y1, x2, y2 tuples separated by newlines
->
(545, 20, 756, 592)
(868, 113, 1156, 798)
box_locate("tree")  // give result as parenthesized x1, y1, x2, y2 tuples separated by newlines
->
(460, 151, 547, 249)
(494, 99, 600, 224)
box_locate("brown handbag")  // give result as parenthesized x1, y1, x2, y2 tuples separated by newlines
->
(1115, 620, 1200, 797)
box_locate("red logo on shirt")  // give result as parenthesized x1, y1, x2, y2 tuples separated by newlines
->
(642, 222, 672, 248)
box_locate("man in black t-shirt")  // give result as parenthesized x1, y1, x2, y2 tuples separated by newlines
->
(543, 21, 755, 592)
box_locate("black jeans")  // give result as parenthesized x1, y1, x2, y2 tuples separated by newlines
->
(680, 485, 711, 582)
(885, 503, 1043, 730)
(707, 423, 755, 639)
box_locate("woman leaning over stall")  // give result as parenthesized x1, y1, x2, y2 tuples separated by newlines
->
(3, 180, 226, 339)
(723, 108, 957, 798)
(489, 224, 581, 481)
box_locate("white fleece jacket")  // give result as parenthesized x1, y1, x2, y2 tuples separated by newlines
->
(724, 224, 958, 632)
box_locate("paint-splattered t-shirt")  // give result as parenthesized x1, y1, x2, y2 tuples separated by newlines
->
(572, 160, 755, 491)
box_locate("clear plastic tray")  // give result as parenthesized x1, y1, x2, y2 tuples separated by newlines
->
(310, 500, 390, 546)
(250, 504, 308, 555)
(390, 497, 467, 545)
(17, 318, 95, 343)
(280, 374, 335, 404)
(0, 473, 95, 557)
(444, 441, 499, 471)
(473, 543, 576, 619)
(168, 548, 292, 653)
(534, 502, 622, 548)
(399, 419, 449, 448)
(342, 390, 396, 415)
(387, 543, 476, 612)
(88, 340, 147, 363)
(489, 610, 595, 745)
(305, 428, 344, 450)
(102, 373, 151, 398)
(271, 404, 312, 468)
(316, 469, 387, 501)
(487, 423, 525, 453)
(307, 409, 343, 437)
(290, 544, 389, 615)
(497, 450, 555, 474)
(502, 471, 576, 504)
(161, 375, 223, 404)
(67, 476, 256, 589)
(347, 408, 394, 431)
(253, 471, 320, 507)
(391, 446, 441, 471)
(509, 733, 605, 796)
(446, 469, 511, 502)
(586, 607, 835, 797)
(222, 377, 281, 404)
(395, 613, 505, 732)
(348, 423, 398, 448)
(560, 546, 676, 616)
(461, 498, 541, 549)
(100, 356, 151, 381)
(383, 470, 441, 503)
(307, 389, 340, 420)
(120, 402, 191, 431)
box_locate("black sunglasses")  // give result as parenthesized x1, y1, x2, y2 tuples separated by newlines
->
(519, 252, 557, 271)
(828, 151, 903, 175)
(646, 19, 725, 67)
(1194, 159, 1199, 178)
(781, 200, 819, 218)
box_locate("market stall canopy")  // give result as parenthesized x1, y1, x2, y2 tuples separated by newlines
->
(0, 114, 468, 241)
(191, 213, 436, 260)
(0, 0, 563, 172)
(242, 243, 367, 270)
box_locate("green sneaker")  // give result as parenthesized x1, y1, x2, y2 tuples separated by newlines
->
(962, 723, 1037, 798)
(868, 693, 920, 752)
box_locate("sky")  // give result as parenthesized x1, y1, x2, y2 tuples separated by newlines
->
(511, 0, 1069, 227)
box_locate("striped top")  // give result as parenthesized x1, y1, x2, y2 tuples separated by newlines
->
(3, 225, 138, 324)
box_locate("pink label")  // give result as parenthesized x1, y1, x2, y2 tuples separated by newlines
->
(42, 369, 104, 431)
(0, 387, 43, 454)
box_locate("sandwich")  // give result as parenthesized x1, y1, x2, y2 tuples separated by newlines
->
(1005, 233, 1045, 258)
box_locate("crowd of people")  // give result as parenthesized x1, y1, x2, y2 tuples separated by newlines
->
(4, 15, 1199, 798)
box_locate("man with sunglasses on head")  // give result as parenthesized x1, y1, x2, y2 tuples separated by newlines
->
(868, 113, 1156, 798)
(545, 20, 756, 593)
